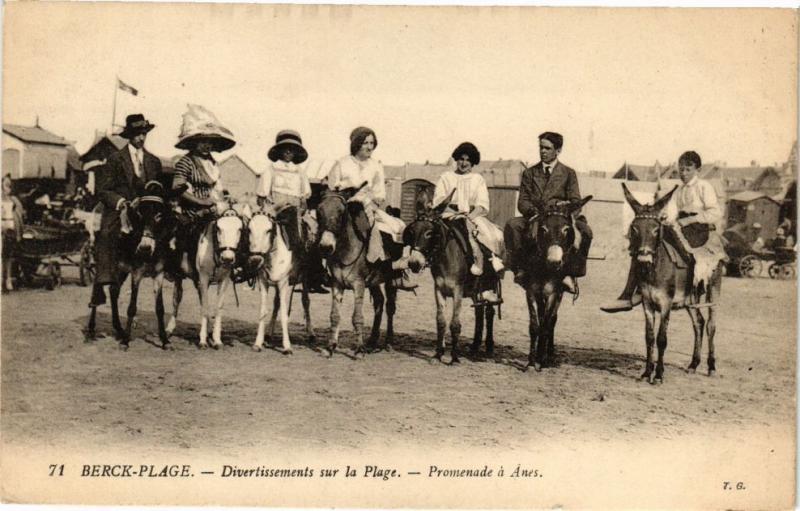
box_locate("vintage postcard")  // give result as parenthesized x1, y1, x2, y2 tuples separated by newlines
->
(1, 2, 797, 509)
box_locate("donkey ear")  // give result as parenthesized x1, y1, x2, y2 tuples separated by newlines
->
(433, 188, 457, 215)
(415, 190, 430, 215)
(653, 185, 678, 211)
(621, 183, 643, 214)
(567, 194, 593, 213)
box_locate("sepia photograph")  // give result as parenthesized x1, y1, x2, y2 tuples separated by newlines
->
(1, 2, 797, 508)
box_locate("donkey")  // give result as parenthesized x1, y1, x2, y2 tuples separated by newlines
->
(404, 190, 499, 363)
(165, 201, 250, 349)
(247, 204, 315, 354)
(316, 184, 398, 356)
(85, 180, 174, 350)
(518, 196, 592, 371)
(621, 183, 723, 383)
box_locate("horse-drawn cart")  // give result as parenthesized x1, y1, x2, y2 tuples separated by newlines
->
(16, 221, 95, 289)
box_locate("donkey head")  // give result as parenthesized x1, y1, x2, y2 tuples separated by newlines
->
(133, 180, 167, 258)
(214, 201, 246, 266)
(317, 180, 368, 256)
(533, 195, 592, 268)
(247, 203, 277, 270)
(622, 183, 677, 265)
(403, 188, 455, 273)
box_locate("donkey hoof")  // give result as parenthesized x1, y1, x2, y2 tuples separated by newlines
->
(252, 344, 263, 352)
(708, 369, 717, 377)
(383, 344, 394, 353)
(119, 342, 129, 352)
(282, 349, 293, 356)
(325, 346, 335, 358)
(199, 343, 208, 350)
(212, 343, 222, 350)
(162, 342, 175, 351)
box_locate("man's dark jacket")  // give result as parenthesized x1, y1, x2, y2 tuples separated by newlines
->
(517, 161, 581, 218)
(94, 146, 163, 284)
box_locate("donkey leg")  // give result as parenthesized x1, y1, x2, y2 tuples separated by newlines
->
(450, 292, 463, 364)
(85, 305, 97, 341)
(485, 305, 495, 358)
(253, 278, 269, 352)
(535, 293, 548, 370)
(123, 270, 143, 347)
(470, 304, 485, 356)
(524, 289, 541, 371)
(197, 274, 211, 349)
(384, 284, 397, 350)
(543, 290, 562, 367)
(654, 306, 671, 384)
(641, 304, 656, 381)
(110, 282, 124, 338)
(269, 285, 280, 342)
(433, 287, 448, 362)
(706, 276, 719, 376)
(166, 278, 183, 336)
(351, 281, 367, 355)
(154, 273, 172, 349)
(686, 307, 705, 373)
(706, 306, 717, 376)
(301, 280, 315, 344)
(368, 285, 384, 350)
(212, 274, 231, 349)
(327, 285, 344, 357)
(278, 280, 293, 355)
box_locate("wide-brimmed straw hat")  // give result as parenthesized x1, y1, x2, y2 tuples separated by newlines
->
(175, 104, 236, 152)
(268, 130, 308, 164)
(119, 114, 155, 139)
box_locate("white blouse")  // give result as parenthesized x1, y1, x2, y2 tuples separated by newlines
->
(257, 161, 311, 199)
(327, 155, 386, 204)
(665, 176, 722, 225)
(432, 171, 490, 214)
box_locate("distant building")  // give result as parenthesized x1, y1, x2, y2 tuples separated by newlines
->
(726, 191, 782, 239)
(218, 154, 257, 200)
(2, 123, 72, 180)
(384, 159, 526, 225)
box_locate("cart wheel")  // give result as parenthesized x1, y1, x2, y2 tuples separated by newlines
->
(780, 264, 796, 280)
(768, 263, 780, 279)
(79, 240, 96, 287)
(738, 255, 762, 278)
(46, 262, 62, 290)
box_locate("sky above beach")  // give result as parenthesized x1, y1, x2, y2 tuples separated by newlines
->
(3, 4, 797, 172)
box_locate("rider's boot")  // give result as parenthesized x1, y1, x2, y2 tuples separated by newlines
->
(600, 258, 641, 312)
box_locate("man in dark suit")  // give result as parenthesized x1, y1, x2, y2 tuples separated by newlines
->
(504, 132, 592, 291)
(90, 114, 163, 305)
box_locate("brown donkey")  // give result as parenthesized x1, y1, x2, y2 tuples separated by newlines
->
(621, 183, 723, 383)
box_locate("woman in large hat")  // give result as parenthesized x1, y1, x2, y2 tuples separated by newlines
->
(327, 126, 416, 291)
(432, 142, 505, 301)
(171, 104, 236, 274)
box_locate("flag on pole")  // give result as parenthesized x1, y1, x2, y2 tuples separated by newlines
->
(117, 78, 138, 96)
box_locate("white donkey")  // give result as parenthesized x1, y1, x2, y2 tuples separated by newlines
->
(247, 204, 315, 354)
(166, 200, 251, 349)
